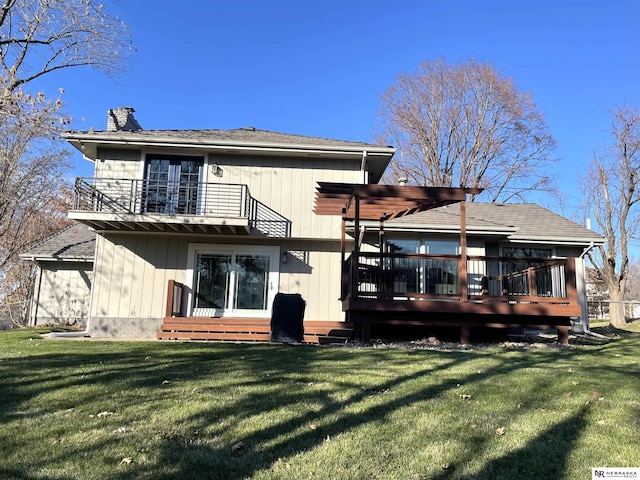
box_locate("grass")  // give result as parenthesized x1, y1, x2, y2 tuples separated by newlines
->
(0, 328, 639, 480)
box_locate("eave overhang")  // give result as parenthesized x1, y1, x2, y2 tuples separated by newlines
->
(68, 211, 252, 235)
(63, 132, 396, 184)
(19, 254, 93, 263)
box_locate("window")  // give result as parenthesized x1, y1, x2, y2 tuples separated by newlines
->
(188, 245, 279, 317)
(386, 237, 461, 295)
(143, 154, 204, 214)
(501, 246, 555, 296)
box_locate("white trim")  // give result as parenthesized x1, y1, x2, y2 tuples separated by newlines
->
(186, 244, 280, 318)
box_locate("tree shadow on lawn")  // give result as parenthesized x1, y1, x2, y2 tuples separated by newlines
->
(115, 347, 601, 480)
(430, 406, 590, 480)
(1, 337, 636, 480)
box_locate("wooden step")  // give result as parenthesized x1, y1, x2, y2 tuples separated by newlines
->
(161, 321, 271, 334)
(157, 318, 354, 344)
(158, 331, 271, 342)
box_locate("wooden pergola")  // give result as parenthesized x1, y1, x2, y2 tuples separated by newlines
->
(313, 182, 577, 345)
(314, 182, 482, 301)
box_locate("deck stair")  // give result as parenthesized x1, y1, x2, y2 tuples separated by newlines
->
(157, 318, 353, 344)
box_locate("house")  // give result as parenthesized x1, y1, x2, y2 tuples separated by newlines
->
(24, 107, 604, 343)
(56, 107, 395, 341)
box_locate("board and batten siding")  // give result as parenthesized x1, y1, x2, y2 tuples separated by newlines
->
(94, 148, 142, 179)
(92, 148, 364, 241)
(30, 262, 92, 326)
(89, 233, 345, 338)
(211, 154, 364, 240)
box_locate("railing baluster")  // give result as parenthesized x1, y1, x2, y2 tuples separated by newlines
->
(71, 177, 292, 237)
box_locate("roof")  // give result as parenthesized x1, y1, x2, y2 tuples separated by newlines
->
(314, 182, 483, 221)
(64, 127, 395, 184)
(385, 202, 604, 246)
(20, 224, 96, 262)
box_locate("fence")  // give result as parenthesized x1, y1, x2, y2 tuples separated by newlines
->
(587, 300, 640, 320)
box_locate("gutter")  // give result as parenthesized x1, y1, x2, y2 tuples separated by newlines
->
(63, 132, 396, 157)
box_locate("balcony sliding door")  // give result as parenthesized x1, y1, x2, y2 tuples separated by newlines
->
(144, 154, 204, 214)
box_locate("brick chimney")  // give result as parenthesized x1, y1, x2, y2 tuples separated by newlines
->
(106, 107, 142, 132)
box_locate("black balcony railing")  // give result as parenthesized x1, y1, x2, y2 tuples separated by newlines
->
(343, 252, 575, 305)
(73, 177, 291, 237)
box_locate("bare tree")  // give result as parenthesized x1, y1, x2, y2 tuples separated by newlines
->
(0, 0, 131, 94)
(583, 106, 640, 328)
(375, 58, 557, 202)
(0, 0, 131, 319)
(0, 86, 73, 287)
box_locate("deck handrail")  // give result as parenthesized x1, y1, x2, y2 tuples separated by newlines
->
(343, 251, 577, 306)
(166, 280, 185, 318)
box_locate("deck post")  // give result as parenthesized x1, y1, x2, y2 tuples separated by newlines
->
(166, 280, 174, 318)
(460, 324, 471, 345)
(341, 213, 348, 299)
(565, 258, 579, 305)
(361, 322, 371, 343)
(352, 195, 360, 299)
(557, 327, 569, 345)
(527, 266, 537, 296)
(379, 219, 385, 298)
(459, 200, 468, 301)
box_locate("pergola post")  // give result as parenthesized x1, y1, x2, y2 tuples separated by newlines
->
(351, 195, 360, 300)
(459, 200, 468, 301)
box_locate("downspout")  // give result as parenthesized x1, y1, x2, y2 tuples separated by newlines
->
(576, 242, 611, 339)
(361, 150, 368, 183)
(31, 262, 44, 327)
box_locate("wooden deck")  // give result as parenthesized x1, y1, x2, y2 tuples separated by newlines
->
(341, 254, 580, 345)
(157, 317, 354, 344)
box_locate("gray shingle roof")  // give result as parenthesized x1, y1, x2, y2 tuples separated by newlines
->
(65, 127, 390, 150)
(21, 223, 95, 261)
(386, 203, 604, 245)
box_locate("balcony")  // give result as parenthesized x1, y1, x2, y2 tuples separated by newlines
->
(70, 177, 291, 236)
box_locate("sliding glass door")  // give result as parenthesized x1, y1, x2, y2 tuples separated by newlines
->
(386, 238, 460, 295)
(189, 245, 279, 317)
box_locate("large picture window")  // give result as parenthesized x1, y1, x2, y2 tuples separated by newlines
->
(187, 245, 279, 317)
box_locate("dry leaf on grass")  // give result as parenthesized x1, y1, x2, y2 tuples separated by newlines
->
(496, 427, 506, 436)
(120, 458, 132, 465)
(232, 441, 245, 452)
(459, 394, 472, 400)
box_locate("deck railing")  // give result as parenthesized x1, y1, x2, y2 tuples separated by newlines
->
(344, 252, 576, 305)
(73, 177, 291, 237)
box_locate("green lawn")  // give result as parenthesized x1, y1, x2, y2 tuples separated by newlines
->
(1, 328, 638, 480)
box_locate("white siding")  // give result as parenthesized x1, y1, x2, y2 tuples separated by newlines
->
(31, 262, 92, 326)
(94, 148, 141, 179)
(90, 234, 344, 329)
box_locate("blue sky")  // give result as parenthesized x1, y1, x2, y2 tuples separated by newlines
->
(31, 0, 639, 216)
